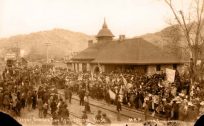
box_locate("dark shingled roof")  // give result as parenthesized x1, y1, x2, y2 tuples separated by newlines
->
(72, 38, 186, 64)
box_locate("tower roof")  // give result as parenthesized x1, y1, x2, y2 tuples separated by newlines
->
(96, 19, 114, 38)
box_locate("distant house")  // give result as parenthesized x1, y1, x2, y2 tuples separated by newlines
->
(71, 20, 187, 74)
(19, 57, 28, 66)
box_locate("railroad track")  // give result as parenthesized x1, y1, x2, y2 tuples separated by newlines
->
(71, 97, 132, 119)
(58, 90, 165, 122)
(71, 96, 165, 120)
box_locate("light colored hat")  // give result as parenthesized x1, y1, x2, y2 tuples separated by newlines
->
(195, 98, 200, 101)
(176, 101, 181, 104)
(162, 98, 166, 101)
(200, 101, 204, 105)
(184, 99, 188, 102)
(188, 102, 194, 106)
(179, 93, 185, 97)
(114, 86, 118, 89)
(173, 96, 181, 101)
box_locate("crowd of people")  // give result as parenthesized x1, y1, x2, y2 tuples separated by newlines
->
(0, 64, 112, 126)
(65, 69, 204, 122)
(0, 65, 72, 125)
(0, 66, 38, 117)
(1, 61, 204, 125)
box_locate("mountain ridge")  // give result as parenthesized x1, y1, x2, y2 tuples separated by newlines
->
(0, 28, 95, 60)
(0, 25, 189, 61)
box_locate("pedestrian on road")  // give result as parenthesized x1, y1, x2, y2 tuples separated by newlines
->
(101, 113, 111, 126)
(37, 98, 43, 118)
(58, 103, 69, 125)
(116, 94, 122, 121)
(43, 102, 48, 118)
(79, 88, 85, 106)
(84, 95, 91, 113)
(52, 111, 59, 126)
(50, 99, 57, 115)
(65, 86, 69, 101)
(27, 91, 32, 111)
(15, 99, 22, 116)
(65, 86, 72, 104)
(82, 111, 88, 126)
(32, 91, 37, 109)
(95, 110, 102, 124)
(68, 87, 72, 104)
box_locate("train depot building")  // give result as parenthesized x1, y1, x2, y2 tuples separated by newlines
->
(71, 20, 187, 75)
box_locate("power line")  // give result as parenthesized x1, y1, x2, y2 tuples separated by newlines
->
(45, 43, 51, 63)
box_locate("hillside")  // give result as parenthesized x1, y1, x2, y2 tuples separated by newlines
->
(140, 25, 181, 46)
(140, 25, 190, 60)
(0, 28, 95, 60)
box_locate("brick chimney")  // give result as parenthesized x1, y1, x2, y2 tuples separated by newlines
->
(88, 40, 93, 47)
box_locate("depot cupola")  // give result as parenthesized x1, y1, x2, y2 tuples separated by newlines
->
(96, 19, 114, 42)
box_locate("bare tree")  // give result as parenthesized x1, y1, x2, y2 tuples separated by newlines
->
(164, 0, 204, 91)
(161, 25, 183, 56)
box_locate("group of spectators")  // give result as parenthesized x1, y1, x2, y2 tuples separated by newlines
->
(1, 61, 204, 124)
(65, 69, 204, 122)
(0, 65, 72, 125)
(0, 64, 111, 125)
(0, 66, 39, 117)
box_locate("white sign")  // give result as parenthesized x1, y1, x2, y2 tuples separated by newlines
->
(5, 53, 16, 60)
(166, 68, 176, 83)
(196, 60, 202, 66)
(78, 74, 83, 80)
(20, 49, 25, 57)
(109, 89, 116, 100)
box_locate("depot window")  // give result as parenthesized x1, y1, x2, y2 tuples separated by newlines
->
(156, 65, 161, 71)
(173, 64, 177, 70)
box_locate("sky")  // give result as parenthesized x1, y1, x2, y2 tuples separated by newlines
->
(0, 0, 191, 38)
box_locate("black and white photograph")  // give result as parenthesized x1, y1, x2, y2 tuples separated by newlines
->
(0, 0, 204, 126)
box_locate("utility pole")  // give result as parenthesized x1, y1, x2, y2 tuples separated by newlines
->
(16, 41, 19, 59)
(45, 43, 51, 64)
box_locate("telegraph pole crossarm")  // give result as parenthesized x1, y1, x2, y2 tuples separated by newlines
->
(45, 43, 51, 64)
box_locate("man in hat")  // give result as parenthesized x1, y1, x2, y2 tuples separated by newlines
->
(52, 110, 59, 126)
(32, 90, 37, 110)
(3, 93, 10, 112)
(37, 98, 43, 118)
(171, 101, 179, 120)
(95, 110, 102, 124)
(187, 102, 198, 121)
(50, 99, 57, 115)
(178, 100, 188, 121)
(84, 94, 91, 113)
(101, 113, 111, 126)
(79, 87, 85, 106)
(82, 111, 88, 126)
(67, 87, 72, 104)
(43, 101, 48, 118)
(27, 91, 32, 111)
(198, 101, 204, 118)
(58, 103, 69, 125)
(64, 86, 69, 102)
